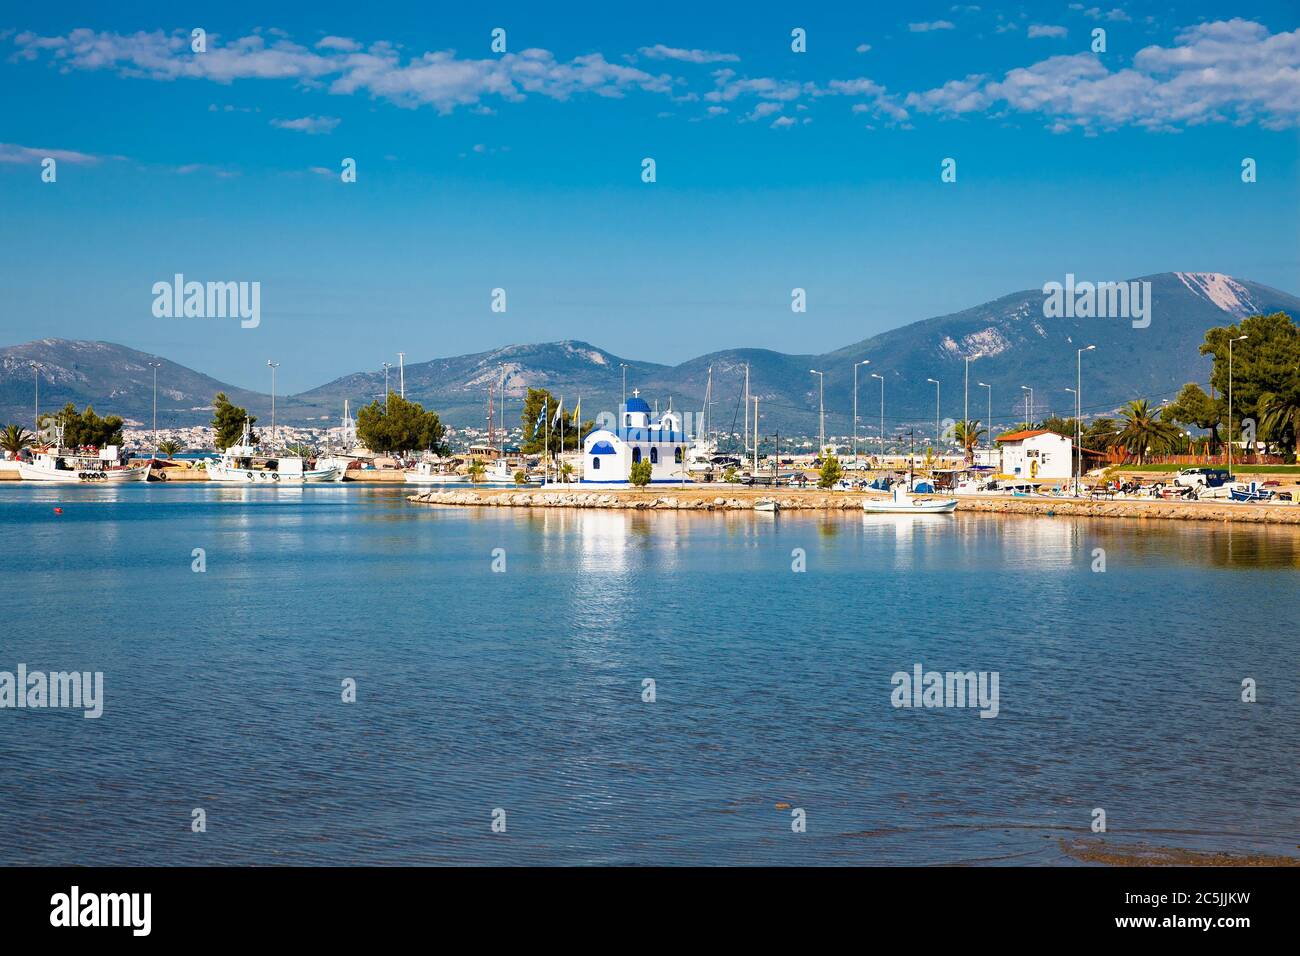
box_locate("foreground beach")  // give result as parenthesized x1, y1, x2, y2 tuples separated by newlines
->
(409, 485, 1300, 524)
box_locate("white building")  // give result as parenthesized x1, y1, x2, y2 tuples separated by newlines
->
(993, 429, 1075, 481)
(581, 393, 690, 484)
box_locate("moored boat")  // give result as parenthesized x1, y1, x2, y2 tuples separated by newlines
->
(862, 485, 958, 514)
(16, 429, 149, 483)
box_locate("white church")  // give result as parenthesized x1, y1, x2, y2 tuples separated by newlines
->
(581, 392, 690, 484)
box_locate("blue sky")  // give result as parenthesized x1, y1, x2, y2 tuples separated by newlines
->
(2, 1, 1297, 392)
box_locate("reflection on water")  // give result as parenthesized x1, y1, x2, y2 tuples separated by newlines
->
(0, 484, 1296, 865)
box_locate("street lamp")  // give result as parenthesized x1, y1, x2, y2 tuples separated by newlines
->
(1020, 385, 1033, 427)
(267, 361, 280, 447)
(148, 361, 163, 453)
(809, 369, 825, 456)
(853, 359, 870, 462)
(871, 372, 885, 462)
(1228, 334, 1248, 474)
(382, 362, 391, 414)
(978, 382, 992, 464)
(29, 362, 41, 436)
(1076, 345, 1095, 493)
(926, 378, 940, 447)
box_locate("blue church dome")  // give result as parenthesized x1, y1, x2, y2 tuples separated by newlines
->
(625, 396, 652, 414)
(590, 441, 617, 455)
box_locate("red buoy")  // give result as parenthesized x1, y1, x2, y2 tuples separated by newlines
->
(53, 507, 63, 515)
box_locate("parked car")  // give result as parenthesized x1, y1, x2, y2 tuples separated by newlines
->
(1174, 467, 1232, 488)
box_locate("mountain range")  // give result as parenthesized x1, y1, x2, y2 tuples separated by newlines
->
(4, 272, 1297, 439)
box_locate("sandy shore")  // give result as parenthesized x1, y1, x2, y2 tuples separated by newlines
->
(407, 485, 1300, 524)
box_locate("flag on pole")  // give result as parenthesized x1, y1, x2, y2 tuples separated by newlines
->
(552, 396, 564, 426)
(572, 395, 581, 429)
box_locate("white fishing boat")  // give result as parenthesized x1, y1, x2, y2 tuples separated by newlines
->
(19, 448, 149, 483)
(754, 498, 779, 513)
(207, 422, 340, 483)
(862, 485, 958, 514)
(17, 428, 149, 483)
(403, 460, 464, 484)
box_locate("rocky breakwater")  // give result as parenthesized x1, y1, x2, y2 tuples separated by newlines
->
(407, 487, 1300, 524)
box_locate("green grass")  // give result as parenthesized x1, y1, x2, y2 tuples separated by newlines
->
(1114, 463, 1300, 474)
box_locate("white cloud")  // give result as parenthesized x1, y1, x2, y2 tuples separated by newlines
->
(1027, 25, 1068, 39)
(10, 29, 677, 113)
(770, 115, 796, 128)
(0, 142, 107, 164)
(270, 115, 340, 134)
(637, 44, 738, 63)
(316, 36, 360, 52)
(909, 21, 955, 33)
(855, 43, 872, 53)
(907, 19, 1300, 131)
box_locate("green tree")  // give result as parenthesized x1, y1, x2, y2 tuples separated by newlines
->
(1258, 388, 1300, 455)
(1039, 416, 1078, 440)
(55, 402, 124, 448)
(513, 469, 528, 485)
(282, 442, 314, 458)
(157, 439, 183, 458)
(1201, 312, 1300, 449)
(1082, 418, 1120, 450)
(211, 392, 258, 450)
(520, 388, 593, 455)
(818, 454, 843, 488)
(953, 419, 986, 462)
(629, 459, 653, 486)
(722, 465, 738, 483)
(356, 392, 448, 455)
(1, 424, 34, 456)
(467, 458, 486, 482)
(1114, 399, 1179, 462)
(1161, 383, 1223, 451)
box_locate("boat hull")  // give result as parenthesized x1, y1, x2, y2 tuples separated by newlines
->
(18, 463, 150, 483)
(862, 498, 958, 514)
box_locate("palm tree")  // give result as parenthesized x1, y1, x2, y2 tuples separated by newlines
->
(1, 424, 33, 458)
(467, 458, 486, 483)
(1258, 390, 1300, 456)
(1114, 399, 1179, 463)
(157, 439, 182, 459)
(952, 419, 986, 462)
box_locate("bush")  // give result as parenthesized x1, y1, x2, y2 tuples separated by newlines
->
(630, 460, 653, 486)
(818, 454, 843, 489)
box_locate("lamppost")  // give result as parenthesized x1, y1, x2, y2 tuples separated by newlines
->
(1228, 334, 1248, 474)
(382, 362, 391, 414)
(148, 361, 162, 453)
(30, 362, 41, 436)
(927, 378, 940, 447)
(871, 372, 885, 462)
(398, 351, 405, 399)
(853, 359, 870, 462)
(620, 363, 629, 409)
(978, 382, 992, 466)
(809, 369, 825, 456)
(267, 360, 279, 447)
(1076, 345, 1095, 493)
(1020, 385, 1033, 427)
